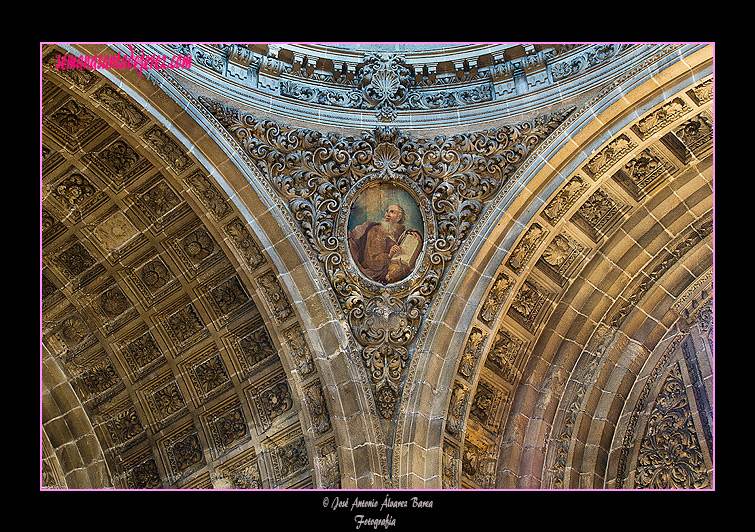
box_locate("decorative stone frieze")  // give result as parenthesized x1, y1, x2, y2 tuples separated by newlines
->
(256, 271, 294, 326)
(673, 110, 713, 159)
(315, 439, 341, 489)
(458, 327, 488, 381)
(538, 232, 588, 284)
(477, 272, 514, 327)
(583, 134, 636, 179)
(164, 302, 206, 347)
(631, 97, 689, 140)
(136, 178, 182, 224)
(280, 57, 494, 120)
(91, 84, 149, 130)
(184, 170, 233, 221)
(507, 222, 548, 275)
(303, 381, 332, 437)
(688, 78, 713, 106)
(550, 44, 631, 81)
(161, 43, 638, 127)
(469, 379, 508, 432)
(613, 146, 678, 199)
(224, 217, 266, 271)
(508, 279, 553, 332)
(282, 325, 316, 378)
(542, 175, 589, 223)
(485, 328, 524, 385)
(138, 371, 186, 428)
(572, 188, 625, 242)
(91, 211, 139, 253)
(461, 432, 497, 488)
(446, 382, 470, 437)
(442, 439, 460, 489)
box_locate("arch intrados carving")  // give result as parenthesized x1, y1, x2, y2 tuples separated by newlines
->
(541, 229, 713, 489)
(44, 44, 390, 488)
(395, 47, 713, 489)
(500, 145, 712, 487)
(106, 65, 390, 488)
(43, 43, 712, 490)
(604, 267, 714, 489)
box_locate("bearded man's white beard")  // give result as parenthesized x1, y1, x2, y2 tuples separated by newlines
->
(380, 219, 404, 240)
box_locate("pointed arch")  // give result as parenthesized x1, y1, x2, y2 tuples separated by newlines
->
(42, 43, 390, 489)
(394, 44, 713, 489)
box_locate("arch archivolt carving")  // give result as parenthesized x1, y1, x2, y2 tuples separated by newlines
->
(188, 78, 575, 485)
(42, 43, 366, 489)
(606, 267, 713, 489)
(41, 43, 713, 490)
(540, 218, 712, 489)
(396, 49, 712, 488)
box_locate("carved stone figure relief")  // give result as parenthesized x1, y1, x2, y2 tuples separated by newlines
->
(486, 328, 524, 385)
(458, 327, 487, 381)
(316, 439, 341, 489)
(477, 272, 513, 327)
(442, 439, 460, 489)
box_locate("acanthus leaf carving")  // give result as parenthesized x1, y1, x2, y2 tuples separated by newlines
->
(281, 53, 494, 121)
(200, 95, 573, 419)
(635, 362, 711, 489)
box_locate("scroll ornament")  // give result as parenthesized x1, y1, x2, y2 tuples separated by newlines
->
(280, 53, 493, 120)
(200, 95, 573, 418)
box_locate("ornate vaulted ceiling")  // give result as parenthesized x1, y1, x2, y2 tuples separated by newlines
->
(40, 42, 714, 491)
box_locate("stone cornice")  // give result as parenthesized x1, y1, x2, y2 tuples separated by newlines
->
(127, 43, 674, 135)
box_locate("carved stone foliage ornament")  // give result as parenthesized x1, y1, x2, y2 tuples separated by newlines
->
(635, 362, 711, 489)
(360, 54, 412, 122)
(200, 95, 573, 418)
(280, 53, 492, 122)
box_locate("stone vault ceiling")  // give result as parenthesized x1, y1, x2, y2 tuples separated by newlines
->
(40, 43, 714, 492)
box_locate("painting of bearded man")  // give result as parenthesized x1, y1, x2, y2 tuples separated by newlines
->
(348, 201, 423, 284)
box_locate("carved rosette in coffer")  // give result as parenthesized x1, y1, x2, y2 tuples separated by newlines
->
(200, 96, 574, 419)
